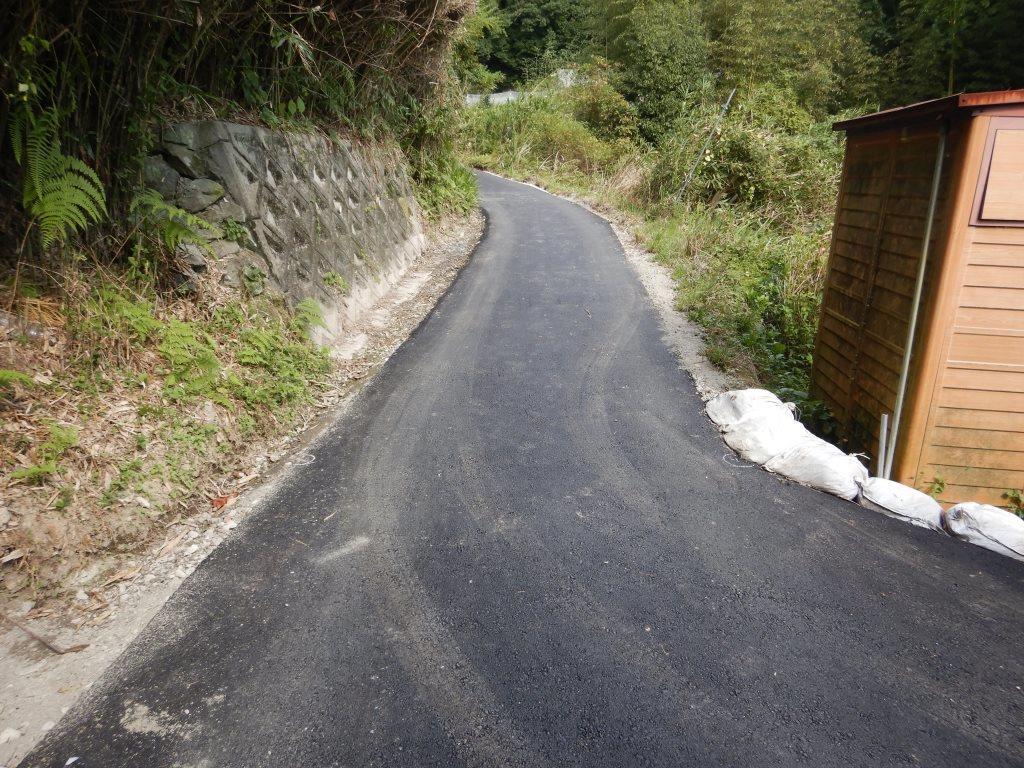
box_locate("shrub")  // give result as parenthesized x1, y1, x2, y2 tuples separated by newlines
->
(569, 73, 639, 141)
(647, 84, 843, 218)
(641, 204, 829, 394)
(609, 0, 709, 143)
(463, 95, 622, 175)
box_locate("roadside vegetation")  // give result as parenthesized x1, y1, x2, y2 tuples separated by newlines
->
(0, 1, 480, 601)
(460, 0, 1024, 430)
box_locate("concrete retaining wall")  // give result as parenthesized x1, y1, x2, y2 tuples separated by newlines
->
(143, 121, 425, 342)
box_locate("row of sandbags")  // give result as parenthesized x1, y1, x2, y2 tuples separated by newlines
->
(706, 389, 1024, 562)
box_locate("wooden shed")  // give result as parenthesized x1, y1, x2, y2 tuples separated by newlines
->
(811, 89, 1024, 506)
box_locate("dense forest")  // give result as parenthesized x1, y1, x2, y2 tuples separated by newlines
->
(458, 0, 1024, 425)
(469, 0, 1024, 107)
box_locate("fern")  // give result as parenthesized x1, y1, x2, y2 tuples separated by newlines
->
(158, 319, 221, 400)
(291, 297, 327, 338)
(38, 422, 79, 462)
(11, 107, 107, 248)
(235, 322, 329, 408)
(131, 189, 220, 253)
(79, 287, 163, 344)
(11, 462, 57, 484)
(0, 369, 34, 391)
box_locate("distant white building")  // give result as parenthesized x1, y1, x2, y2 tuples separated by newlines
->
(465, 69, 578, 106)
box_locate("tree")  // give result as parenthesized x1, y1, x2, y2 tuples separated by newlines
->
(609, 0, 710, 143)
(484, 0, 592, 83)
(453, 0, 509, 92)
(709, 0, 880, 115)
(884, 0, 1024, 103)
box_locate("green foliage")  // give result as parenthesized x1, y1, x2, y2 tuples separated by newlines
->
(708, 0, 879, 114)
(54, 486, 74, 510)
(484, 0, 591, 83)
(76, 287, 163, 345)
(454, 0, 510, 93)
(100, 457, 145, 507)
(1005, 489, 1024, 518)
(927, 475, 947, 499)
(415, 155, 480, 218)
(0, 369, 34, 391)
(882, 0, 1024, 103)
(1, 2, 473, 260)
(235, 322, 330, 408)
(157, 320, 222, 401)
(8, 106, 107, 248)
(323, 271, 350, 294)
(221, 219, 251, 246)
(11, 462, 57, 484)
(406, 96, 480, 217)
(641, 204, 828, 392)
(608, 0, 709, 143)
(290, 298, 327, 338)
(464, 96, 623, 175)
(40, 422, 78, 459)
(648, 84, 843, 215)
(131, 189, 219, 254)
(569, 67, 639, 141)
(242, 264, 268, 296)
(12, 421, 78, 484)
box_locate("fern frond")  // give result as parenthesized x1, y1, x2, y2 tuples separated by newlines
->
(131, 188, 217, 254)
(17, 108, 107, 248)
(8, 108, 28, 166)
(25, 110, 59, 199)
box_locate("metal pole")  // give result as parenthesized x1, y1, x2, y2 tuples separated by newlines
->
(878, 413, 889, 478)
(883, 123, 947, 480)
(677, 87, 737, 201)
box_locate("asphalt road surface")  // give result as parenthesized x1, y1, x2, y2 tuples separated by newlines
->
(22, 172, 1024, 767)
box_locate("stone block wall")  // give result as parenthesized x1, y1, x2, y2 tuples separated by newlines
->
(143, 121, 425, 341)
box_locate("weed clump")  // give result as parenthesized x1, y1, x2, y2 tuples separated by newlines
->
(12, 422, 79, 484)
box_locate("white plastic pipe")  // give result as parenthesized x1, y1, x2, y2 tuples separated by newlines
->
(883, 123, 947, 480)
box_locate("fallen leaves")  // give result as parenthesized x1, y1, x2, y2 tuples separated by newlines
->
(211, 494, 236, 511)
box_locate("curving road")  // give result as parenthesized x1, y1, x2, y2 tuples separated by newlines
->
(22, 172, 1024, 767)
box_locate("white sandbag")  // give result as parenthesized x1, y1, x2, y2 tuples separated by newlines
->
(763, 433, 868, 501)
(705, 389, 793, 429)
(857, 477, 943, 531)
(721, 407, 809, 465)
(942, 503, 1024, 562)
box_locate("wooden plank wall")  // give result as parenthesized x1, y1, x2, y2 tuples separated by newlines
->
(917, 225, 1024, 505)
(812, 125, 953, 465)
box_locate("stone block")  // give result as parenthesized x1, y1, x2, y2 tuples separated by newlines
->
(176, 178, 224, 212)
(142, 156, 179, 198)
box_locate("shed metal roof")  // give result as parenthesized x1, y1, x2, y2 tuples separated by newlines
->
(834, 89, 1024, 132)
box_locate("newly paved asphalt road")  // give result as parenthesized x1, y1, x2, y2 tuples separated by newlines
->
(23, 173, 1024, 767)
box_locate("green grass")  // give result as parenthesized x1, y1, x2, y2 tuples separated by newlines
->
(0, 369, 34, 390)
